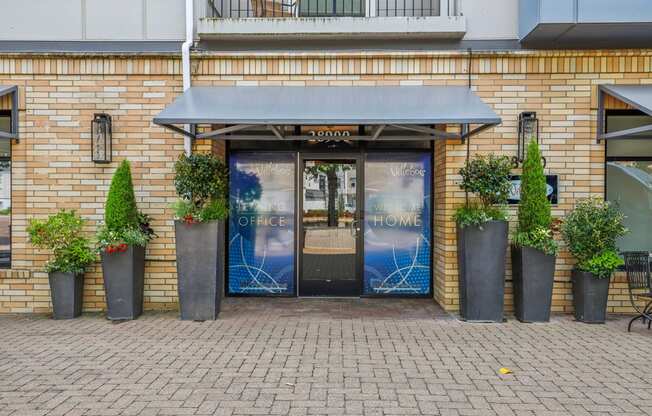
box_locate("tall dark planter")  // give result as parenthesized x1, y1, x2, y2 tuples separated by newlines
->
(457, 220, 508, 322)
(572, 269, 610, 323)
(101, 245, 145, 320)
(49, 272, 84, 319)
(175, 220, 224, 321)
(511, 246, 555, 323)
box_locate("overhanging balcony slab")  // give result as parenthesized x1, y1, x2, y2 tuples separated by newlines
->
(198, 16, 466, 40)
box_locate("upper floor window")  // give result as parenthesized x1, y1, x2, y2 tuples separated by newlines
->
(605, 110, 652, 254)
(0, 111, 11, 268)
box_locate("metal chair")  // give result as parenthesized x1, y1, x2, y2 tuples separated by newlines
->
(250, 0, 300, 16)
(623, 251, 652, 332)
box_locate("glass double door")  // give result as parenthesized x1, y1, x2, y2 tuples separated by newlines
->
(300, 157, 361, 296)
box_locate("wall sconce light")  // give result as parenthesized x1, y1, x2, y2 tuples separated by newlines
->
(515, 111, 539, 166)
(91, 113, 112, 164)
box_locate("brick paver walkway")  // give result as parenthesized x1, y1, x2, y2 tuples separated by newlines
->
(1, 298, 651, 416)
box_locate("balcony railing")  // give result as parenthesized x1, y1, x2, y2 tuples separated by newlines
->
(205, 0, 458, 18)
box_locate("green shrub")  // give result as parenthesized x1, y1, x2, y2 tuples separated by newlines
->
(98, 160, 154, 252)
(578, 250, 624, 279)
(513, 138, 557, 255)
(453, 203, 507, 229)
(512, 227, 557, 256)
(561, 198, 627, 278)
(105, 160, 139, 231)
(454, 154, 512, 227)
(173, 153, 228, 222)
(27, 210, 96, 274)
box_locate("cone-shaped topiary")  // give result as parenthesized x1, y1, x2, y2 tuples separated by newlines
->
(518, 138, 551, 233)
(105, 159, 139, 232)
(513, 138, 557, 255)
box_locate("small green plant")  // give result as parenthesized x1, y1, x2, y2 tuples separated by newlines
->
(513, 227, 557, 256)
(513, 138, 557, 255)
(27, 210, 96, 274)
(561, 198, 627, 278)
(453, 203, 507, 228)
(98, 160, 154, 253)
(454, 154, 512, 227)
(173, 153, 229, 223)
(578, 250, 625, 279)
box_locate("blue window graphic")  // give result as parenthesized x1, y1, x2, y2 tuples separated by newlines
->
(363, 153, 431, 295)
(228, 152, 295, 295)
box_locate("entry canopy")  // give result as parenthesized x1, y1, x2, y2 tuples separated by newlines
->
(598, 84, 652, 141)
(0, 85, 18, 142)
(153, 86, 501, 142)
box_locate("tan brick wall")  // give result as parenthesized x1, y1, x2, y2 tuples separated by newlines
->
(0, 49, 651, 315)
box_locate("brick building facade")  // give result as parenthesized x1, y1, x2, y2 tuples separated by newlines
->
(1, 48, 650, 314)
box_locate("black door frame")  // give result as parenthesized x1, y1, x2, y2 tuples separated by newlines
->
(226, 140, 434, 299)
(298, 152, 364, 296)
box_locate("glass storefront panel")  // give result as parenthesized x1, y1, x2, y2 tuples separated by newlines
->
(607, 161, 652, 253)
(228, 152, 295, 295)
(363, 153, 431, 296)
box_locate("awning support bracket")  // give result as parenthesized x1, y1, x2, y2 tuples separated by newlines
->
(267, 125, 285, 140)
(370, 125, 386, 140)
(160, 123, 197, 140)
(196, 124, 255, 140)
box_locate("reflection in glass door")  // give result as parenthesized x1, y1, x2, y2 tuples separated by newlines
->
(300, 160, 360, 296)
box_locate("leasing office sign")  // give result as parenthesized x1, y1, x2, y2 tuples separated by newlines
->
(508, 174, 558, 205)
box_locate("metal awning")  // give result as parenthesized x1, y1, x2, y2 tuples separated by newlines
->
(598, 84, 652, 142)
(153, 86, 501, 142)
(0, 85, 18, 142)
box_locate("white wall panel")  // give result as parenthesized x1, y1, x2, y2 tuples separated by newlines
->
(0, 0, 83, 40)
(461, 0, 518, 40)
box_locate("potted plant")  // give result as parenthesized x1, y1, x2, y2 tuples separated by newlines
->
(511, 138, 558, 322)
(454, 154, 512, 322)
(561, 198, 627, 323)
(173, 153, 228, 321)
(27, 210, 95, 319)
(97, 160, 155, 320)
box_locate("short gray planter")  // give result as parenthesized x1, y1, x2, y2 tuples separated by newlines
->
(457, 220, 508, 322)
(511, 246, 555, 323)
(572, 269, 610, 324)
(101, 245, 145, 320)
(49, 272, 84, 319)
(175, 220, 224, 321)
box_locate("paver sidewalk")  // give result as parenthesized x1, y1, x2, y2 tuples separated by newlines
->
(0, 298, 650, 416)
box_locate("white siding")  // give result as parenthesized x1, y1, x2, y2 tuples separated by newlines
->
(460, 0, 519, 40)
(0, 0, 185, 41)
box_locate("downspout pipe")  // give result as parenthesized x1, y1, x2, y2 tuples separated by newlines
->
(182, 0, 194, 155)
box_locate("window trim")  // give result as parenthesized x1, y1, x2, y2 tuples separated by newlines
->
(604, 109, 652, 261)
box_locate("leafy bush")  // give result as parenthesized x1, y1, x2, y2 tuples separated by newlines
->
(27, 210, 96, 274)
(458, 154, 513, 207)
(454, 154, 512, 227)
(561, 198, 627, 278)
(512, 227, 557, 256)
(98, 160, 154, 252)
(173, 153, 228, 223)
(453, 203, 507, 229)
(578, 250, 624, 279)
(513, 138, 557, 255)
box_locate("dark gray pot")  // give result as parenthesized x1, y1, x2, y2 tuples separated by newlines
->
(572, 269, 610, 324)
(175, 220, 224, 321)
(48, 272, 84, 319)
(101, 245, 145, 320)
(457, 220, 508, 322)
(511, 246, 555, 323)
